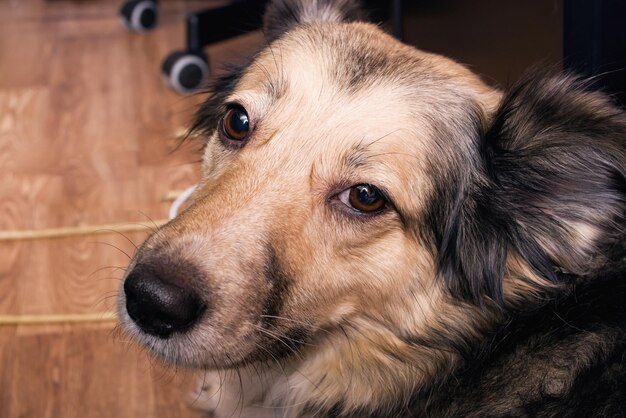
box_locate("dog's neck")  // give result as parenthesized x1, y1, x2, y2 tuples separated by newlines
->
(193, 252, 570, 417)
(194, 257, 568, 417)
(195, 303, 501, 418)
(192, 253, 623, 418)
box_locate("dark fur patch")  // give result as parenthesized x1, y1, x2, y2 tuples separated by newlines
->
(140, 251, 209, 297)
(261, 246, 291, 326)
(258, 247, 313, 361)
(311, 260, 626, 417)
(332, 32, 396, 91)
(409, 262, 626, 417)
(422, 105, 511, 305)
(428, 70, 626, 305)
(263, 326, 311, 360)
(263, 0, 365, 41)
(189, 63, 249, 142)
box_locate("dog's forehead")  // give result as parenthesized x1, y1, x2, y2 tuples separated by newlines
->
(231, 23, 496, 139)
(212, 23, 499, 213)
(230, 24, 453, 151)
(237, 23, 435, 108)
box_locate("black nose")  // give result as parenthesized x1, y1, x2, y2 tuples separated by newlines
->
(124, 264, 206, 338)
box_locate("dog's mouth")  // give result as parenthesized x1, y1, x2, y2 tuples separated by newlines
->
(118, 255, 313, 369)
(119, 300, 312, 369)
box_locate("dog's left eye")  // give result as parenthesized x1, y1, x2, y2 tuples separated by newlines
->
(221, 105, 250, 142)
(338, 184, 387, 214)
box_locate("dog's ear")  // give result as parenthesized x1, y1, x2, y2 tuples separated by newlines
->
(436, 71, 626, 305)
(263, 0, 365, 41)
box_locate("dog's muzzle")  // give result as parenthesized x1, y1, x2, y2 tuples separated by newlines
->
(123, 261, 207, 338)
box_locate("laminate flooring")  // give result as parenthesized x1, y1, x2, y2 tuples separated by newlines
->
(0, 1, 262, 416)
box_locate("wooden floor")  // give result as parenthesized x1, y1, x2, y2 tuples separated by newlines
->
(0, 1, 563, 416)
(0, 1, 261, 416)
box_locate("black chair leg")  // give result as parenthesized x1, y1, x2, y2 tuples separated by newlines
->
(120, 0, 159, 32)
(185, 0, 269, 53)
(162, 0, 403, 94)
(162, 0, 267, 94)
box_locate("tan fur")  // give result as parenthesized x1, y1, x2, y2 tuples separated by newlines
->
(503, 253, 561, 305)
(119, 22, 553, 417)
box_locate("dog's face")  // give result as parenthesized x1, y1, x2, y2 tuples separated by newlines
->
(120, 21, 499, 368)
(119, 0, 626, 410)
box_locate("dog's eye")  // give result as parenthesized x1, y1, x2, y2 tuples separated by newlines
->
(222, 105, 250, 142)
(338, 184, 387, 214)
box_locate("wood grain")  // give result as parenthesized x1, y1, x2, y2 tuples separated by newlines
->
(0, 1, 562, 416)
(0, 220, 167, 241)
(0, 1, 263, 416)
(0, 312, 117, 325)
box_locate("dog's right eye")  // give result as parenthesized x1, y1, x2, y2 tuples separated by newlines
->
(221, 105, 250, 143)
(337, 184, 387, 215)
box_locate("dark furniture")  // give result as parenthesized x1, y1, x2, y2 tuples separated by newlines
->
(121, 0, 402, 93)
(120, 0, 626, 102)
(564, 0, 626, 107)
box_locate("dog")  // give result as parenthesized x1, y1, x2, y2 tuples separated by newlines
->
(118, 1, 626, 416)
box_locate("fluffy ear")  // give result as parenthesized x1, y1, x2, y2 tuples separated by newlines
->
(436, 71, 626, 305)
(263, 0, 365, 41)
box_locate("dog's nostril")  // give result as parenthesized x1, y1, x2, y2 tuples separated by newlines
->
(124, 267, 206, 338)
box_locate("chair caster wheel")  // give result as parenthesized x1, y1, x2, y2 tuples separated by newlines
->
(120, 0, 158, 32)
(162, 51, 210, 94)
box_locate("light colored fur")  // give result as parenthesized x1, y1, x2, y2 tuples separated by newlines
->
(120, 22, 556, 417)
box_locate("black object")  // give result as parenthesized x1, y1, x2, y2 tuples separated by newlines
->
(120, 0, 159, 32)
(162, 0, 268, 93)
(161, 50, 210, 95)
(162, 0, 401, 93)
(124, 266, 206, 338)
(391, 0, 403, 41)
(564, 0, 626, 107)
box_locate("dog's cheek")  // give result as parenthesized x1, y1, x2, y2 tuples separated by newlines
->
(278, 221, 432, 328)
(200, 137, 230, 180)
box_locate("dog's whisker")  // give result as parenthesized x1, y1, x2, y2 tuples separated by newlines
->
(251, 60, 277, 96)
(96, 228, 140, 251)
(366, 151, 423, 162)
(91, 241, 132, 260)
(255, 325, 317, 348)
(87, 265, 127, 279)
(250, 326, 306, 360)
(364, 128, 404, 149)
(91, 290, 121, 310)
(224, 353, 245, 418)
(259, 314, 331, 335)
(94, 276, 124, 284)
(137, 210, 161, 234)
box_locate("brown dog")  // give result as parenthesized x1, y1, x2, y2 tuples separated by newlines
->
(119, 1, 626, 416)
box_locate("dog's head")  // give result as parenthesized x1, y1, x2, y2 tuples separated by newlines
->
(119, 0, 626, 411)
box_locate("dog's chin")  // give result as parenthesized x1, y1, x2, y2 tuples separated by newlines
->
(117, 307, 284, 370)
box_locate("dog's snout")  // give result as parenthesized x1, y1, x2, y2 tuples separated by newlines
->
(124, 264, 206, 338)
